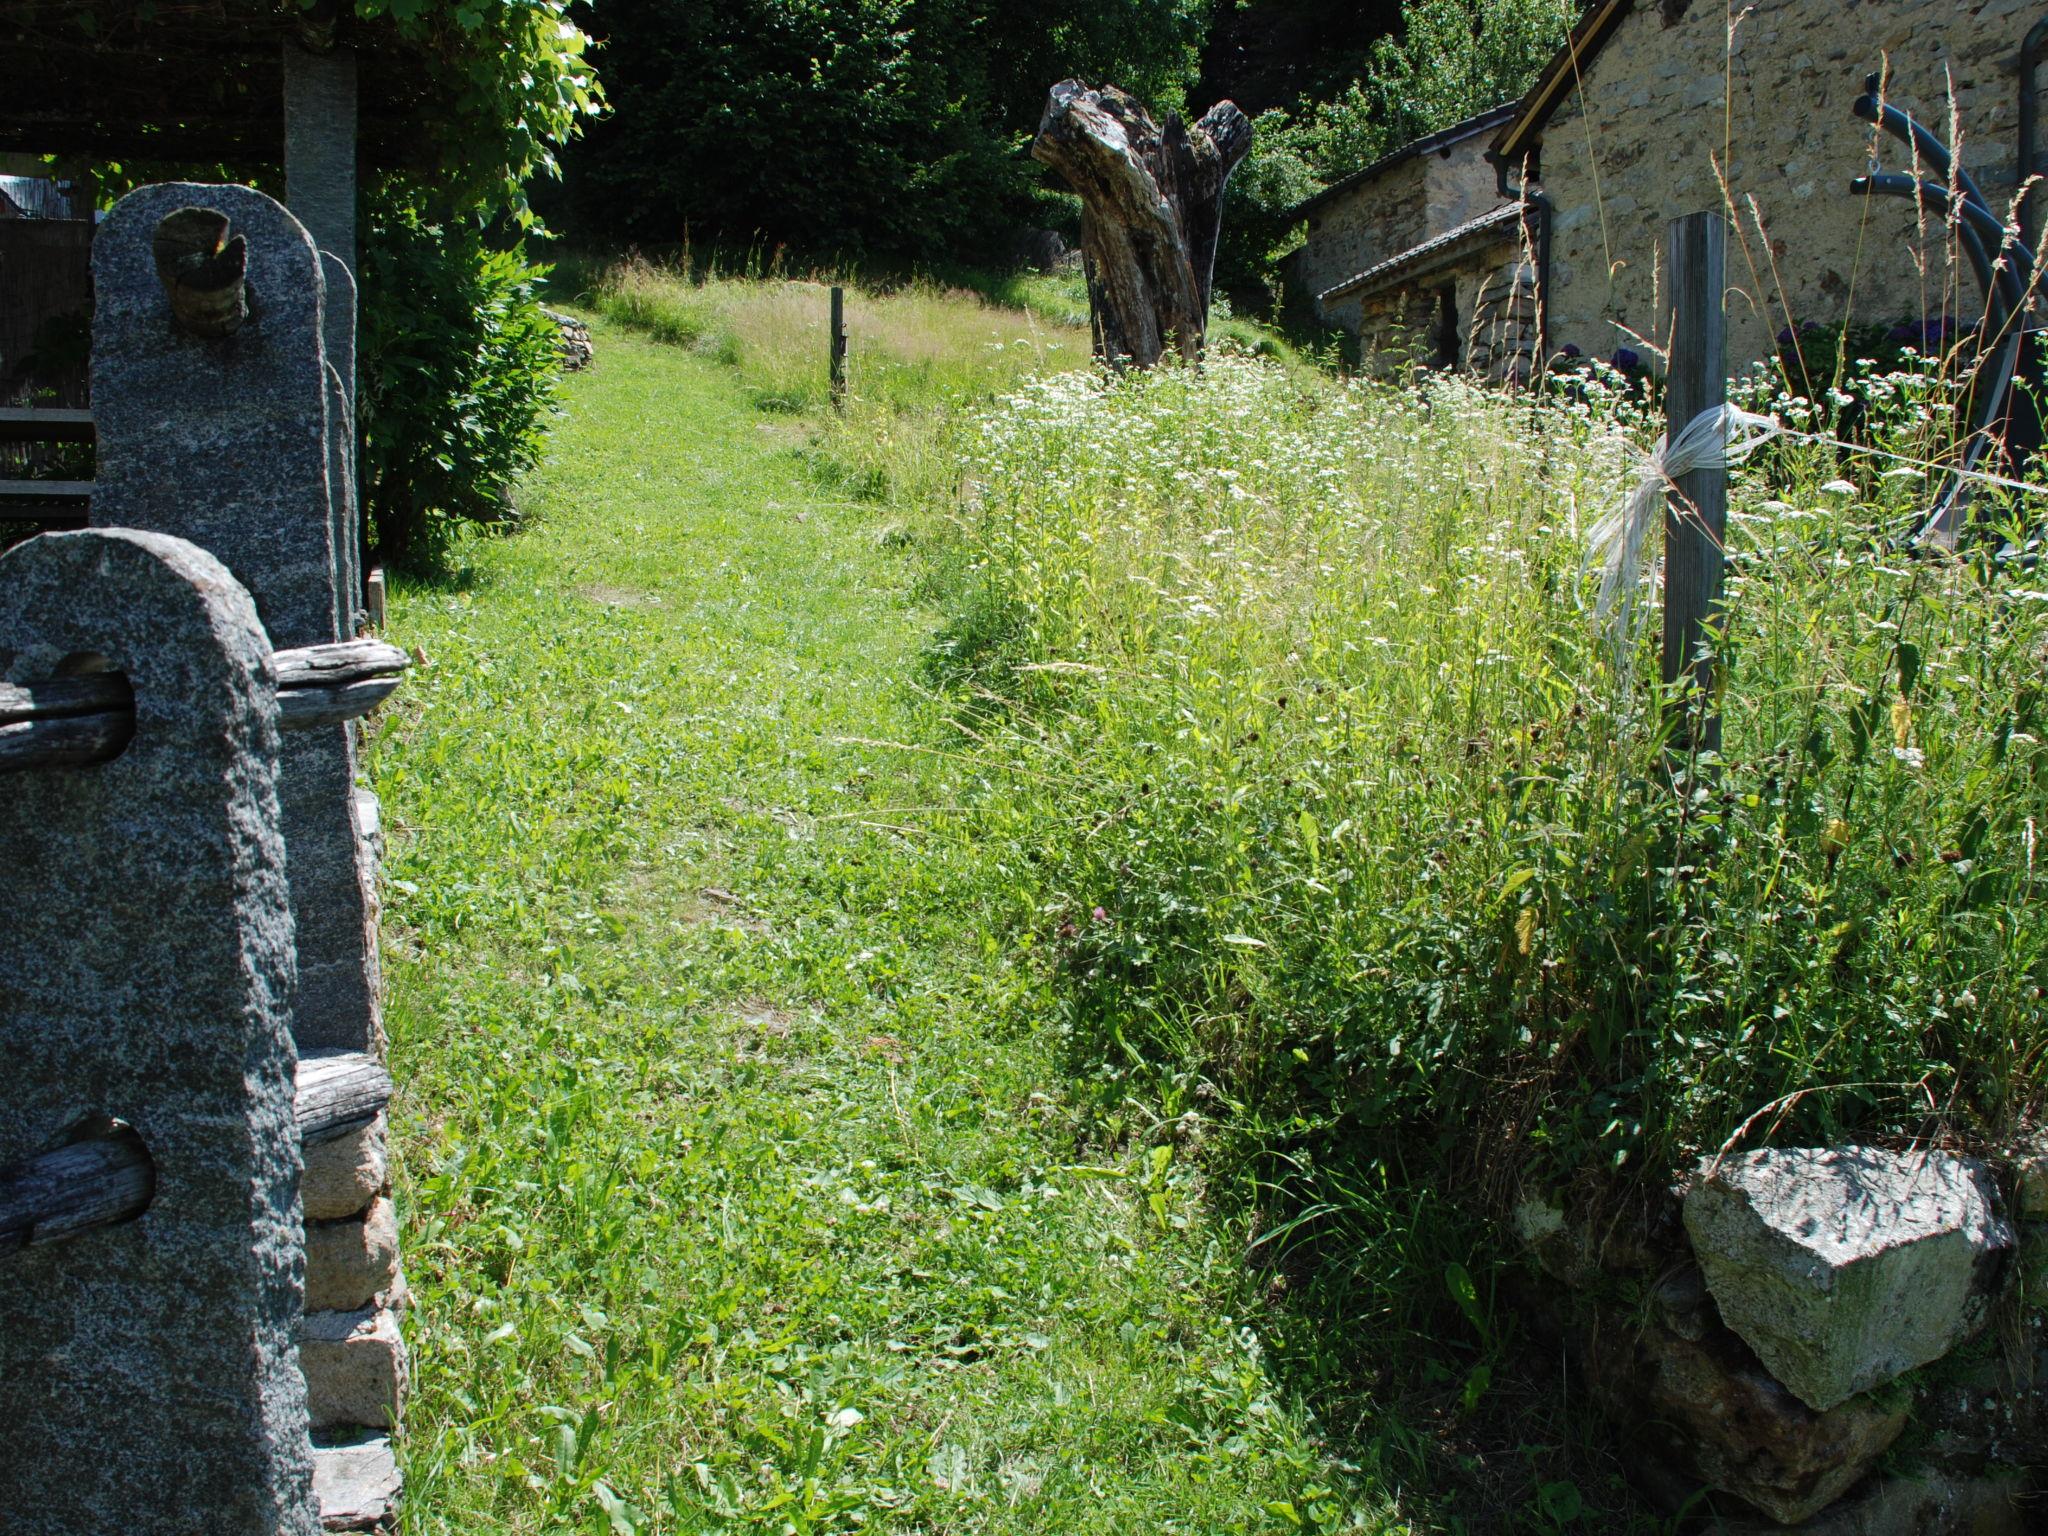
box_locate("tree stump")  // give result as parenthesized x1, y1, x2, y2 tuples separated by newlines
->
(1031, 80, 1252, 368)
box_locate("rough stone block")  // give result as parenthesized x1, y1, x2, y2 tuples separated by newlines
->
(305, 1196, 400, 1312)
(311, 1434, 399, 1533)
(2016, 1143, 2048, 1219)
(1685, 1147, 2013, 1412)
(1585, 1307, 1906, 1525)
(0, 530, 318, 1534)
(92, 182, 381, 1057)
(303, 1112, 388, 1221)
(303, 1305, 408, 1430)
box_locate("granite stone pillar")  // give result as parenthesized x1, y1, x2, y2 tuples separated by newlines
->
(0, 528, 320, 1536)
(90, 182, 381, 1057)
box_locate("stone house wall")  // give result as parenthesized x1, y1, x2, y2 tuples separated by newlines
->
(1534, 0, 2033, 369)
(1297, 157, 1430, 318)
(1346, 237, 1537, 384)
(1296, 123, 1511, 326)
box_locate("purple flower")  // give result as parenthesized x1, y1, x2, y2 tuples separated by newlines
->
(1777, 327, 1797, 345)
(1560, 343, 1582, 359)
(1092, 906, 1109, 923)
(1612, 347, 1641, 372)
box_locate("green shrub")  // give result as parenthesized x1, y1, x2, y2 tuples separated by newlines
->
(359, 198, 564, 564)
(928, 350, 2048, 1349)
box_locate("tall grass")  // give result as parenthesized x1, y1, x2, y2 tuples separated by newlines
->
(590, 255, 1089, 414)
(923, 348, 2048, 1353)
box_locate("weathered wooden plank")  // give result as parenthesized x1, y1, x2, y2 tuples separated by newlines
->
(0, 408, 95, 444)
(298, 1051, 393, 1146)
(272, 638, 409, 690)
(0, 480, 93, 521)
(0, 709, 133, 771)
(0, 1125, 156, 1253)
(0, 639, 406, 772)
(0, 1053, 393, 1259)
(0, 672, 131, 727)
(1661, 211, 1727, 756)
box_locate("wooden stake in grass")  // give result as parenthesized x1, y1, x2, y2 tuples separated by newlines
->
(829, 284, 848, 409)
(1662, 212, 1728, 756)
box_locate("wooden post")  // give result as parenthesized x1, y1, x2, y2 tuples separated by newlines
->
(829, 285, 847, 408)
(1662, 212, 1727, 755)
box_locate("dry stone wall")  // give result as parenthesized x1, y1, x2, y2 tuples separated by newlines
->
(1536, 0, 2034, 367)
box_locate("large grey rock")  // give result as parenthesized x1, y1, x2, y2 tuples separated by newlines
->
(312, 1434, 399, 1532)
(1685, 1146, 2013, 1412)
(0, 529, 319, 1535)
(303, 1112, 388, 1221)
(303, 1304, 408, 1429)
(91, 182, 381, 1056)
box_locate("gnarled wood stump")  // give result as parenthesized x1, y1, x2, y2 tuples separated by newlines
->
(1031, 80, 1252, 368)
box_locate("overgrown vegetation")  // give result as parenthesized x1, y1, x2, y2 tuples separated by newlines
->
(359, 196, 566, 564)
(907, 346, 2048, 1509)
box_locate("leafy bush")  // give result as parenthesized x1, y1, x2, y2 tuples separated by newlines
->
(927, 350, 2048, 1349)
(359, 199, 564, 563)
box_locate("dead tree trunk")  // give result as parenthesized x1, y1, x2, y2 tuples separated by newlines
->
(1031, 80, 1252, 367)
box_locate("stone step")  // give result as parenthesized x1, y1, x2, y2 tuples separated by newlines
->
(312, 1434, 399, 1532)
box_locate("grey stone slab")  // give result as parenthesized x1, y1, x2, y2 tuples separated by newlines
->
(284, 44, 359, 280)
(302, 1303, 408, 1430)
(1685, 1146, 2014, 1412)
(311, 1434, 399, 1532)
(92, 182, 380, 1056)
(0, 528, 319, 1535)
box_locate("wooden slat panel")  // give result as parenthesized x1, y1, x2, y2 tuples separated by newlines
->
(0, 408, 94, 444)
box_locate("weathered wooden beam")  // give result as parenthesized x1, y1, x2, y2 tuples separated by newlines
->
(297, 1050, 393, 1146)
(0, 409, 94, 444)
(1661, 212, 1728, 757)
(0, 1124, 154, 1254)
(0, 638, 407, 773)
(0, 1050, 392, 1257)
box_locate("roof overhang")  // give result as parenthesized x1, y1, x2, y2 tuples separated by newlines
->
(1319, 203, 1528, 306)
(1489, 0, 1636, 170)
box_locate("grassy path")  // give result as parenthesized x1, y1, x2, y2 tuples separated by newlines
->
(369, 322, 1384, 1535)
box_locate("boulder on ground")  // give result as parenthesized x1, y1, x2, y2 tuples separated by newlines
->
(1684, 1146, 2012, 1412)
(1584, 1309, 1908, 1525)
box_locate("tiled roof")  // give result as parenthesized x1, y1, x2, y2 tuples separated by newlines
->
(1318, 203, 1528, 304)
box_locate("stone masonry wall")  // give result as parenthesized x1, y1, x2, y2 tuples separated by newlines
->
(1536, 0, 2034, 368)
(1351, 237, 1534, 384)
(1298, 157, 1430, 320)
(1423, 139, 1508, 241)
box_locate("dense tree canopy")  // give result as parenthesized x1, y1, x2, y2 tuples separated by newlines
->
(560, 0, 1209, 260)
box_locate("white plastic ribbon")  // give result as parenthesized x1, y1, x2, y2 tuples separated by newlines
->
(1584, 404, 1783, 649)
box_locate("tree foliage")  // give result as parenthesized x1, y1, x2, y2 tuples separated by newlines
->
(1218, 0, 1574, 305)
(337, 0, 604, 219)
(562, 0, 1209, 261)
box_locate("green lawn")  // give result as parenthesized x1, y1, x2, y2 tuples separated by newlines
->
(369, 322, 1395, 1534)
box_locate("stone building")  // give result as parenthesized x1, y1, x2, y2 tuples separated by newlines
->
(1492, 0, 2040, 370)
(1291, 103, 1542, 380)
(1299, 0, 2044, 381)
